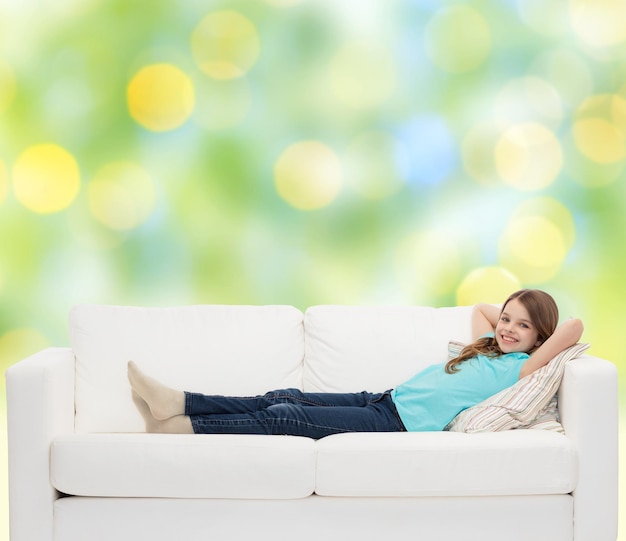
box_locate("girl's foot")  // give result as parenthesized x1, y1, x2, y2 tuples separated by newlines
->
(132, 391, 194, 434)
(127, 361, 186, 420)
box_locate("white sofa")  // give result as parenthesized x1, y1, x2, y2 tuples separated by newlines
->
(6, 304, 619, 541)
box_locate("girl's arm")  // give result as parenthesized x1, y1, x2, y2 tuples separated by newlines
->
(518, 318, 584, 379)
(471, 303, 501, 339)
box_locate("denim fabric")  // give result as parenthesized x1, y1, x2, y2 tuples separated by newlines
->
(185, 388, 406, 439)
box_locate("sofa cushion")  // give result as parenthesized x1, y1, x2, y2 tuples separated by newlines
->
(70, 305, 304, 433)
(51, 433, 316, 499)
(303, 305, 473, 393)
(315, 431, 577, 497)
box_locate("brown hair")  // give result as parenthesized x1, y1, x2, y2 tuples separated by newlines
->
(445, 289, 559, 374)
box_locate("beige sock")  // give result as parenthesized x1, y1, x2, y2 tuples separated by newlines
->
(128, 361, 186, 420)
(132, 391, 194, 434)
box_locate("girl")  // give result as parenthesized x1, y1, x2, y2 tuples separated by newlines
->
(128, 289, 583, 438)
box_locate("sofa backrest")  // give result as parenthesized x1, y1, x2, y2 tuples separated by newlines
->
(69, 303, 475, 433)
(303, 305, 474, 393)
(70, 305, 304, 433)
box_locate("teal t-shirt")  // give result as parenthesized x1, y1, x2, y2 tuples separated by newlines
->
(391, 343, 529, 432)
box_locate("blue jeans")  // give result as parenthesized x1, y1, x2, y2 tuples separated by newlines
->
(185, 388, 406, 439)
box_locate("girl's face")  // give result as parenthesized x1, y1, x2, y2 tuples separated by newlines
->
(495, 298, 542, 354)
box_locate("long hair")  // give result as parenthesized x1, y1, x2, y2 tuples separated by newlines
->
(445, 289, 559, 374)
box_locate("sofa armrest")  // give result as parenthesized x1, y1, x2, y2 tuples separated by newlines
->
(557, 354, 618, 541)
(6, 347, 75, 541)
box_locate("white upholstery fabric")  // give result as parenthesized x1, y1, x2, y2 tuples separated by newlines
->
(558, 355, 619, 541)
(6, 347, 75, 541)
(51, 433, 315, 499)
(53, 495, 574, 541)
(303, 305, 473, 392)
(50, 430, 577, 500)
(70, 304, 304, 432)
(315, 431, 577, 497)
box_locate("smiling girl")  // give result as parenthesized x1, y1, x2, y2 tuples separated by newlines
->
(129, 289, 583, 437)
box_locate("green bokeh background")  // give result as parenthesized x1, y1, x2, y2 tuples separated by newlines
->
(1, 1, 625, 539)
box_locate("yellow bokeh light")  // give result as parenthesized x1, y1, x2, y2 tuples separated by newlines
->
(88, 162, 157, 231)
(509, 217, 567, 267)
(127, 63, 195, 132)
(495, 122, 562, 190)
(0, 60, 17, 114)
(573, 119, 625, 164)
(0, 158, 7, 205)
(425, 5, 491, 73)
(566, 133, 625, 188)
(329, 40, 397, 110)
(456, 267, 521, 306)
(498, 215, 569, 283)
(570, 0, 626, 48)
(344, 131, 406, 199)
(274, 141, 342, 210)
(511, 197, 576, 250)
(573, 94, 626, 164)
(191, 11, 260, 80)
(12, 144, 80, 214)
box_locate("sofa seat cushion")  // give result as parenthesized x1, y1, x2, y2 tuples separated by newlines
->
(51, 434, 316, 499)
(315, 431, 577, 497)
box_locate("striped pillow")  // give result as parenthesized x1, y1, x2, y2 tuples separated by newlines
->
(446, 342, 589, 433)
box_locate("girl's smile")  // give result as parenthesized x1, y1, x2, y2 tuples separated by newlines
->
(495, 298, 541, 354)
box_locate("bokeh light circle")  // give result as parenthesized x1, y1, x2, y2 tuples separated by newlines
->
(329, 40, 397, 110)
(191, 11, 260, 80)
(127, 63, 195, 132)
(498, 208, 571, 284)
(13, 144, 80, 214)
(344, 131, 407, 199)
(425, 5, 491, 73)
(573, 94, 626, 164)
(511, 197, 576, 250)
(274, 141, 342, 210)
(508, 217, 567, 267)
(400, 116, 457, 187)
(88, 162, 157, 231)
(495, 122, 562, 190)
(574, 119, 625, 164)
(0, 60, 16, 114)
(570, 0, 626, 48)
(456, 267, 521, 306)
